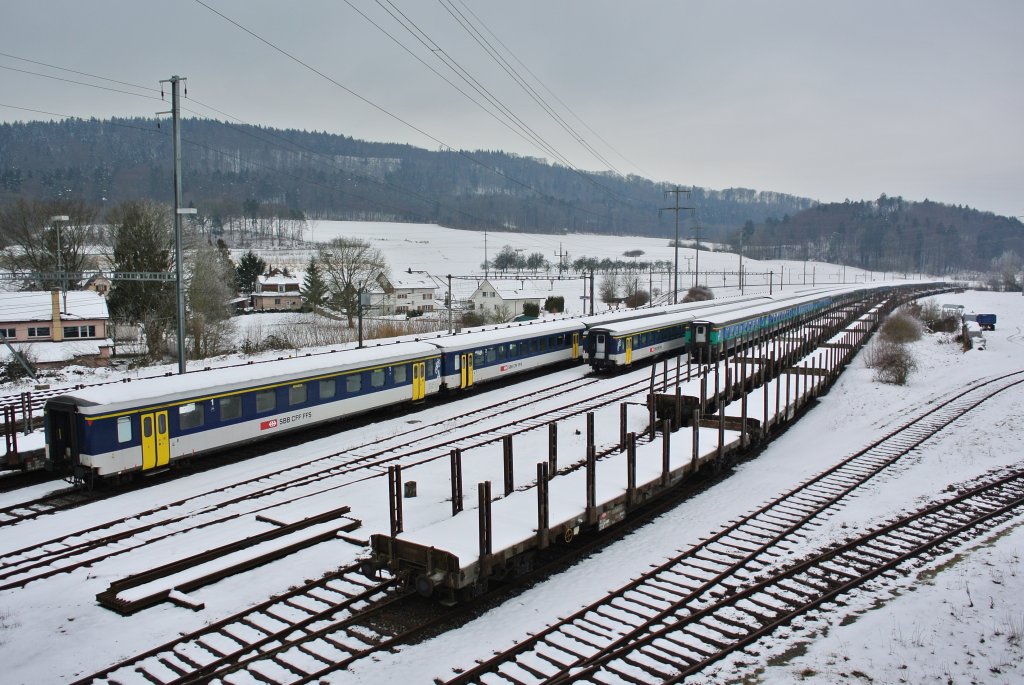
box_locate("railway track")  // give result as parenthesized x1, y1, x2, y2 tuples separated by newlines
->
(63, 300, 966, 685)
(442, 369, 1024, 684)
(0, 368, 666, 592)
(0, 304, 866, 594)
(0, 371, 600, 527)
(553, 468, 1024, 685)
(73, 562, 410, 685)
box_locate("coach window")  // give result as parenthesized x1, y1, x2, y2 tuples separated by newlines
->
(486, 348, 497, 364)
(346, 374, 362, 393)
(508, 342, 517, 357)
(540, 337, 548, 352)
(474, 350, 485, 366)
(179, 402, 204, 430)
(220, 395, 242, 420)
(117, 416, 132, 443)
(393, 364, 408, 384)
(556, 334, 565, 347)
(319, 378, 336, 400)
(256, 390, 276, 413)
(371, 369, 386, 388)
(530, 339, 538, 354)
(289, 383, 307, 406)
(497, 346, 507, 362)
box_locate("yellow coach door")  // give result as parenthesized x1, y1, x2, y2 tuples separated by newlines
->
(412, 362, 426, 401)
(572, 333, 580, 360)
(460, 353, 474, 388)
(155, 411, 169, 467)
(140, 410, 169, 470)
(625, 336, 633, 365)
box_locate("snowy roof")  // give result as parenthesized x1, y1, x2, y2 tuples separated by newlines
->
(58, 340, 441, 411)
(429, 318, 585, 350)
(474, 279, 554, 301)
(0, 290, 109, 323)
(389, 274, 437, 290)
(1, 338, 113, 364)
(259, 275, 300, 286)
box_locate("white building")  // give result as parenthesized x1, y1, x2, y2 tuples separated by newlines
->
(375, 273, 438, 315)
(467, 279, 549, 319)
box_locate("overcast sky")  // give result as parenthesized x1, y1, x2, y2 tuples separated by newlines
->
(1, 1, 1021, 218)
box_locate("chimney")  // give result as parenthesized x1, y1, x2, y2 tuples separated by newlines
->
(51, 290, 63, 342)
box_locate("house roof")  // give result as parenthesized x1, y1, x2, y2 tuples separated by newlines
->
(1, 338, 113, 364)
(390, 274, 437, 290)
(472, 278, 552, 301)
(259, 275, 301, 286)
(0, 291, 109, 323)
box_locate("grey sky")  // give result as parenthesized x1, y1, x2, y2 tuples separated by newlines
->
(1, 1, 1021, 217)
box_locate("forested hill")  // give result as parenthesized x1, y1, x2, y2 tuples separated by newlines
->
(0, 117, 814, 236)
(742, 195, 1024, 274)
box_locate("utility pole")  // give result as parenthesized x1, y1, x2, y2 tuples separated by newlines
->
(49, 215, 69, 313)
(447, 274, 453, 333)
(554, 243, 569, 275)
(660, 186, 694, 303)
(160, 75, 191, 375)
(484, 229, 489, 279)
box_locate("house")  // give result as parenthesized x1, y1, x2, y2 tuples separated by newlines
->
(82, 274, 111, 296)
(467, 279, 547, 319)
(252, 274, 303, 311)
(0, 290, 113, 368)
(375, 273, 438, 315)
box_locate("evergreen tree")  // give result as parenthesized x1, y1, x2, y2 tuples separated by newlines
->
(235, 250, 266, 294)
(104, 201, 175, 361)
(301, 257, 328, 311)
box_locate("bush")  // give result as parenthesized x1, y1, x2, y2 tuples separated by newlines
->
(624, 290, 650, 308)
(1, 347, 36, 383)
(543, 296, 564, 313)
(522, 302, 540, 318)
(864, 340, 918, 385)
(461, 312, 484, 328)
(879, 312, 922, 343)
(682, 286, 714, 303)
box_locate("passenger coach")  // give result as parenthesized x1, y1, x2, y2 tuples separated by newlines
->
(431, 319, 585, 390)
(46, 341, 442, 482)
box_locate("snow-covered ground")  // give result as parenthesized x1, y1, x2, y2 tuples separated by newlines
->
(0, 247, 1017, 683)
(369, 290, 1024, 685)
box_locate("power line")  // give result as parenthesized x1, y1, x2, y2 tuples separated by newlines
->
(374, 0, 640, 206)
(451, 0, 652, 178)
(372, 0, 574, 169)
(437, 0, 622, 175)
(191, 0, 622, 220)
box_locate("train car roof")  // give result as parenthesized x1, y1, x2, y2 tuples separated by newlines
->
(427, 318, 586, 350)
(690, 286, 867, 326)
(589, 296, 785, 335)
(52, 340, 442, 411)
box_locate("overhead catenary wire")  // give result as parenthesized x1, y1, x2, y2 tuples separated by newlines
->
(0, 36, 623, 226)
(191, 0, 629, 217)
(371, 0, 641, 207)
(451, 0, 652, 178)
(435, 0, 623, 176)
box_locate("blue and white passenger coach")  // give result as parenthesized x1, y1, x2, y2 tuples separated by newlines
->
(432, 319, 585, 390)
(45, 341, 442, 481)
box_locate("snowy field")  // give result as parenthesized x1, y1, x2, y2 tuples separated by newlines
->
(242, 219, 898, 314)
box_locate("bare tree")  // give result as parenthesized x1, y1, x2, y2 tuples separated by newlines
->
(185, 237, 236, 359)
(0, 198, 96, 289)
(599, 274, 620, 307)
(318, 238, 389, 326)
